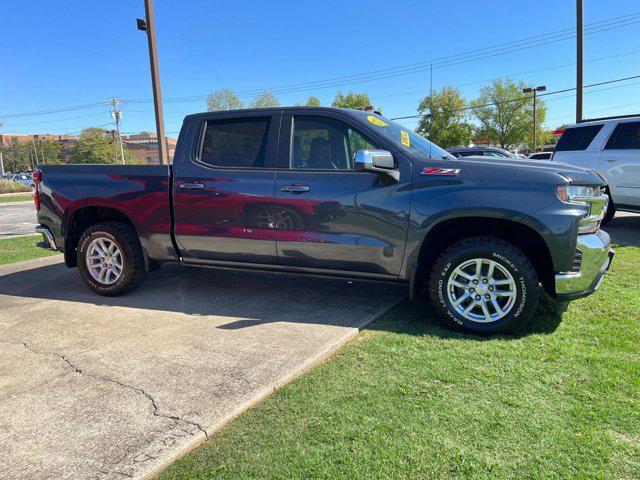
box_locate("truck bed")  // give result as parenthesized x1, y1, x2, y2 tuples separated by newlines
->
(36, 164, 176, 263)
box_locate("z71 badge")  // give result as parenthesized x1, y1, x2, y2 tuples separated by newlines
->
(420, 167, 461, 176)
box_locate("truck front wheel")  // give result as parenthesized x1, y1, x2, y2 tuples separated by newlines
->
(77, 222, 146, 296)
(428, 237, 539, 334)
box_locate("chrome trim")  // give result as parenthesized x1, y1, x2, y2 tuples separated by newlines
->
(556, 230, 612, 295)
(35, 226, 57, 250)
(577, 191, 609, 234)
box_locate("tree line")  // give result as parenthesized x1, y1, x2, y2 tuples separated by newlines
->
(2, 76, 552, 172)
(2, 128, 139, 172)
(208, 77, 553, 151)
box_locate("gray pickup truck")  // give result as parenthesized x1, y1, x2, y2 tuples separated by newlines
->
(33, 107, 613, 333)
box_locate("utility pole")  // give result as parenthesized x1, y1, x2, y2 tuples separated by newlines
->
(31, 137, 39, 167)
(0, 121, 4, 176)
(522, 85, 547, 152)
(137, 0, 168, 165)
(107, 98, 126, 164)
(429, 62, 433, 99)
(576, 0, 584, 123)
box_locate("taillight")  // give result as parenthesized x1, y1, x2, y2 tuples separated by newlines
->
(32, 171, 42, 211)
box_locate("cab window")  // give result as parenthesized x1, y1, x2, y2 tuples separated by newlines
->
(200, 117, 270, 168)
(291, 116, 378, 170)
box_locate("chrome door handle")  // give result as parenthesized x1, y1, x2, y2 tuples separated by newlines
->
(605, 158, 617, 163)
(281, 184, 310, 193)
(180, 182, 205, 190)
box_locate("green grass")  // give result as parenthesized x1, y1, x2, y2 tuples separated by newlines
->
(0, 235, 60, 265)
(0, 193, 33, 203)
(159, 246, 640, 480)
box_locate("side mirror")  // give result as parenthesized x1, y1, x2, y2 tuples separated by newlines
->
(354, 150, 399, 182)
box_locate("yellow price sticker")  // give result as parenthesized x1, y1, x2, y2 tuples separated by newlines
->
(367, 115, 388, 127)
(401, 130, 411, 147)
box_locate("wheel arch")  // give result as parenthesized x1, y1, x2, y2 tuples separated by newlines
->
(63, 205, 145, 268)
(409, 216, 555, 299)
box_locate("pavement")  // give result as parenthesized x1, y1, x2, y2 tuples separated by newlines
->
(606, 211, 640, 247)
(0, 257, 406, 480)
(0, 201, 37, 239)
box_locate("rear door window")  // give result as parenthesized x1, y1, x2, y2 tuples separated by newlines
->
(199, 117, 270, 168)
(604, 121, 640, 150)
(555, 125, 603, 151)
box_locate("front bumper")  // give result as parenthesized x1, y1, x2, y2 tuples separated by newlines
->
(555, 230, 614, 301)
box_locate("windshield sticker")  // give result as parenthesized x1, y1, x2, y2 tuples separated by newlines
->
(401, 130, 411, 147)
(367, 115, 388, 127)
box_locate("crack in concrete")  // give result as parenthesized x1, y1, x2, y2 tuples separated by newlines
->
(11, 339, 208, 438)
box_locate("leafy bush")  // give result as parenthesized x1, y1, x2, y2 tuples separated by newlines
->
(0, 179, 31, 194)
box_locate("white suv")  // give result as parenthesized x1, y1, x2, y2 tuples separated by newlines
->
(552, 116, 640, 223)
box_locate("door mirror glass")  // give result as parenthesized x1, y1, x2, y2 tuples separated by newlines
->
(354, 150, 399, 182)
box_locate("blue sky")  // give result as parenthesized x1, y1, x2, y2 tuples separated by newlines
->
(1, 0, 639, 137)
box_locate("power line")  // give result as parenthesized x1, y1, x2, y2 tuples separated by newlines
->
(370, 48, 640, 101)
(121, 12, 640, 103)
(2, 10, 638, 121)
(390, 74, 640, 120)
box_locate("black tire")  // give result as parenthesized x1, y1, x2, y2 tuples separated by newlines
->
(428, 236, 539, 334)
(602, 198, 616, 225)
(76, 222, 146, 296)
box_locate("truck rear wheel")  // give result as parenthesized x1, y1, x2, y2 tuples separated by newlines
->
(428, 236, 539, 334)
(77, 222, 146, 296)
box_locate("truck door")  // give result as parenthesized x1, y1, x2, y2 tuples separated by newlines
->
(173, 113, 280, 264)
(598, 120, 640, 208)
(274, 113, 411, 276)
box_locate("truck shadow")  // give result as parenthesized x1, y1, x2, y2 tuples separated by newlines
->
(0, 260, 562, 338)
(606, 213, 640, 247)
(369, 293, 563, 340)
(0, 261, 406, 330)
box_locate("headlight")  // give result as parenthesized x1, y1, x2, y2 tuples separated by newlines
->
(556, 185, 599, 204)
(557, 185, 608, 234)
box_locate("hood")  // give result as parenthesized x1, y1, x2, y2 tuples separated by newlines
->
(443, 155, 606, 186)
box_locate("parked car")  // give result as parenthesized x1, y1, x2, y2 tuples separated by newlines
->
(528, 152, 553, 160)
(33, 107, 613, 334)
(447, 147, 517, 158)
(9, 173, 35, 188)
(552, 115, 640, 223)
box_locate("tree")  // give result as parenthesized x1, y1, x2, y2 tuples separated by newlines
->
(37, 140, 63, 164)
(2, 138, 34, 172)
(249, 91, 280, 108)
(332, 91, 372, 110)
(416, 87, 473, 148)
(305, 96, 321, 107)
(207, 88, 244, 111)
(470, 78, 547, 150)
(70, 128, 137, 164)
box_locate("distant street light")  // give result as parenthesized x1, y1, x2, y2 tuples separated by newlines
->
(523, 85, 547, 152)
(137, 0, 168, 165)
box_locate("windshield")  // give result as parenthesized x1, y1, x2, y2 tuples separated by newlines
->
(353, 111, 454, 159)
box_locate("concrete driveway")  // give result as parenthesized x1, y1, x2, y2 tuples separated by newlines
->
(0, 201, 37, 238)
(606, 211, 640, 247)
(0, 258, 405, 479)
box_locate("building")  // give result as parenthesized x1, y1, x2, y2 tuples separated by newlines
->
(0, 133, 77, 164)
(121, 132, 176, 164)
(0, 133, 76, 147)
(0, 132, 176, 165)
